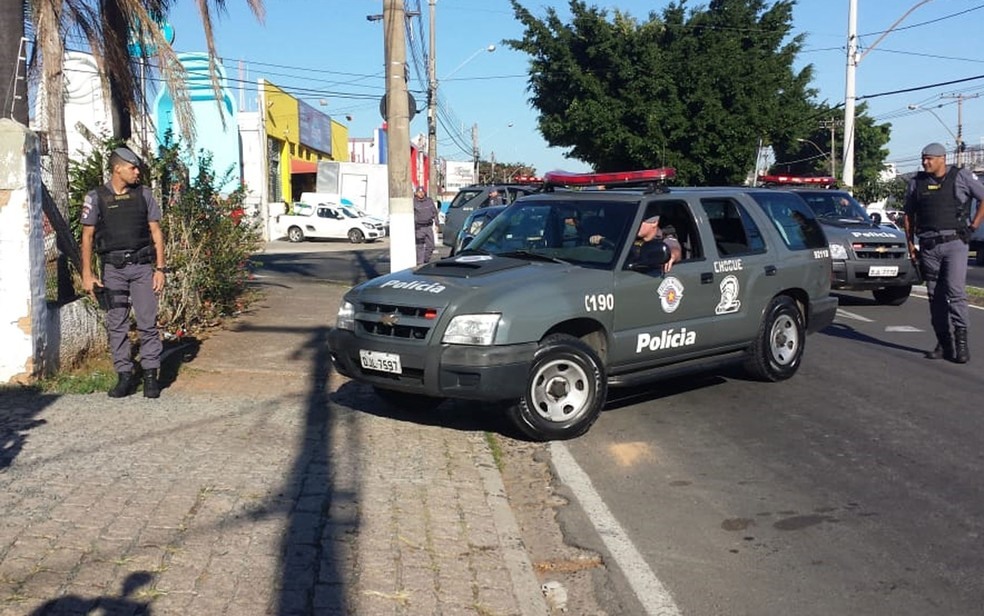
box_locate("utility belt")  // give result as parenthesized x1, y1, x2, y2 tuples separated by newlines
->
(100, 245, 154, 268)
(918, 231, 962, 251)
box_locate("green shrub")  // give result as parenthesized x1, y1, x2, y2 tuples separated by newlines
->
(67, 135, 263, 337)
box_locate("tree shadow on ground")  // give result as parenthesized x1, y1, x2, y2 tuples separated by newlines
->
(820, 322, 926, 355)
(0, 389, 54, 470)
(27, 571, 153, 615)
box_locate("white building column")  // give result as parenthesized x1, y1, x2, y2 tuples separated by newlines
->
(0, 119, 49, 383)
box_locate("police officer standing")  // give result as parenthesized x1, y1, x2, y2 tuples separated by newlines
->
(80, 147, 167, 397)
(904, 142, 984, 363)
(413, 186, 438, 265)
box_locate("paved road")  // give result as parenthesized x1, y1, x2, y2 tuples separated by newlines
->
(551, 289, 984, 615)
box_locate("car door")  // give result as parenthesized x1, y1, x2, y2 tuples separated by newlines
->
(443, 187, 485, 246)
(610, 196, 721, 370)
(698, 194, 774, 348)
(314, 206, 346, 239)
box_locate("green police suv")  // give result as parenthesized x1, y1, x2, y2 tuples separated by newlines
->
(328, 170, 838, 440)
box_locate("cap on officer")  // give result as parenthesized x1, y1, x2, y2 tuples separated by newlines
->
(643, 214, 661, 224)
(112, 147, 142, 167)
(921, 142, 947, 158)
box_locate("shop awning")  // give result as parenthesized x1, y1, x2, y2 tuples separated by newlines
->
(290, 159, 318, 174)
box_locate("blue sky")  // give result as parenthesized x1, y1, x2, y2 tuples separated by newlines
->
(164, 0, 984, 176)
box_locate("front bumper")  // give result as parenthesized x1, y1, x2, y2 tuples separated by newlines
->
(831, 259, 920, 290)
(808, 295, 839, 334)
(328, 328, 536, 401)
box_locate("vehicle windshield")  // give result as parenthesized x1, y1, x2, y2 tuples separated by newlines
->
(462, 198, 637, 269)
(450, 189, 483, 209)
(795, 191, 870, 222)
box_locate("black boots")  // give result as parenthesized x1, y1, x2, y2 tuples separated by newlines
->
(954, 327, 969, 364)
(926, 331, 953, 360)
(143, 368, 161, 399)
(108, 372, 135, 398)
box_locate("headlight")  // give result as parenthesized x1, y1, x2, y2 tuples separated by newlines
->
(829, 243, 849, 260)
(361, 222, 374, 229)
(442, 314, 501, 345)
(469, 219, 485, 235)
(336, 301, 355, 331)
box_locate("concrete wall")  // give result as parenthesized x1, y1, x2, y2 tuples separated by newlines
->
(0, 119, 49, 383)
(0, 119, 106, 384)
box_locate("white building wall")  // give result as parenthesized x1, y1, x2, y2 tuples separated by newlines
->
(0, 119, 49, 383)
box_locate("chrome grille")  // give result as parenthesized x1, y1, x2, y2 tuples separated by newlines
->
(357, 302, 436, 340)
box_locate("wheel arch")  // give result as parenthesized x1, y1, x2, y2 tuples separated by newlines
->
(542, 317, 610, 362)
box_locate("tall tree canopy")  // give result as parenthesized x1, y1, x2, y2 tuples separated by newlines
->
(507, 0, 888, 186)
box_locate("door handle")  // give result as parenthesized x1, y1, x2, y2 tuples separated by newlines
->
(701, 272, 713, 284)
(765, 265, 777, 276)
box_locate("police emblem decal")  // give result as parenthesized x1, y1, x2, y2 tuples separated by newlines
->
(715, 275, 742, 315)
(657, 276, 685, 313)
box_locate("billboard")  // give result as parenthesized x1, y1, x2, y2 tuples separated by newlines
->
(444, 160, 475, 193)
(298, 100, 332, 156)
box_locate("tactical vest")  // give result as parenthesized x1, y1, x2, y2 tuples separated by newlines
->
(912, 167, 967, 234)
(93, 185, 151, 253)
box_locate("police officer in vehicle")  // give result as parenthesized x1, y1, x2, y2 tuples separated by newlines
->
(81, 147, 166, 398)
(625, 214, 682, 274)
(904, 142, 984, 363)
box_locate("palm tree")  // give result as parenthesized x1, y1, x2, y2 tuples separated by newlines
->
(28, 0, 265, 218)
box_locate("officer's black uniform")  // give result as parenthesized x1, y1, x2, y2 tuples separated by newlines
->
(81, 147, 165, 397)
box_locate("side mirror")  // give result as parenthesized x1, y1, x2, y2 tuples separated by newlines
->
(626, 240, 671, 272)
(870, 212, 882, 225)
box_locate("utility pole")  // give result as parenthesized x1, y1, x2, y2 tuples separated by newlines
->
(843, 0, 934, 189)
(819, 118, 842, 178)
(384, 0, 415, 271)
(427, 0, 438, 200)
(472, 123, 479, 183)
(941, 92, 979, 166)
(842, 0, 858, 189)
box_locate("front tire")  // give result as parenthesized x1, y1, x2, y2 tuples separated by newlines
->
(872, 285, 911, 306)
(287, 226, 304, 243)
(348, 228, 365, 244)
(744, 295, 805, 382)
(507, 334, 606, 441)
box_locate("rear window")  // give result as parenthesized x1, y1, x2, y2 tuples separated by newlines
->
(749, 192, 827, 250)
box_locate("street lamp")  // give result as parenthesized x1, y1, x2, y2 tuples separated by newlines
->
(843, 0, 935, 189)
(908, 103, 962, 164)
(797, 138, 832, 175)
(442, 44, 496, 81)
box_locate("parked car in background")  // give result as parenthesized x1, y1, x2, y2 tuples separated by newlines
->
(277, 202, 385, 243)
(442, 183, 541, 247)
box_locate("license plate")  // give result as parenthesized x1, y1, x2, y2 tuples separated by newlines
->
(868, 265, 898, 277)
(359, 350, 402, 374)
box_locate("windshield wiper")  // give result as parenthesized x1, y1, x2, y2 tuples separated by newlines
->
(498, 250, 569, 264)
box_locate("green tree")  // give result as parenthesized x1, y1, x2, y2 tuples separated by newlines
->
(507, 0, 817, 184)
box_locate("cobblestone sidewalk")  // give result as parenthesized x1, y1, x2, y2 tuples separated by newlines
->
(0, 276, 546, 615)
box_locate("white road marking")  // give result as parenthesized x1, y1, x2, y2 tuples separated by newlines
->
(836, 308, 873, 322)
(550, 442, 681, 616)
(885, 325, 924, 332)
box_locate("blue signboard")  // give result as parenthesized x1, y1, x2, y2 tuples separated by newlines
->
(298, 100, 332, 156)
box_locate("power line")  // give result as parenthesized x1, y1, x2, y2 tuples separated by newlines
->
(858, 3, 984, 37)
